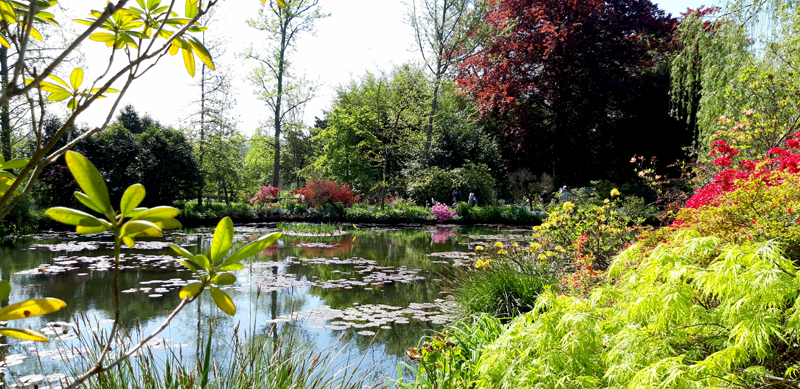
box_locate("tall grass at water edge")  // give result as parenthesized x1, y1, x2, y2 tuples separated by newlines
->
(55, 318, 382, 389)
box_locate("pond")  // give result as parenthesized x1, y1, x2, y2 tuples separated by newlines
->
(0, 223, 532, 387)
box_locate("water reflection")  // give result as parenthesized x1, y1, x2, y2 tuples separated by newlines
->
(0, 223, 530, 380)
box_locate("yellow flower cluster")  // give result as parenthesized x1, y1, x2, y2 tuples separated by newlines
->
(561, 201, 575, 213)
(494, 241, 504, 248)
(498, 249, 507, 255)
(610, 188, 621, 197)
(475, 258, 493, 269)
(475, 246, 484, 251)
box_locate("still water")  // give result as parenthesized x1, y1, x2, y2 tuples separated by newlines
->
(0, 223, 531, 386)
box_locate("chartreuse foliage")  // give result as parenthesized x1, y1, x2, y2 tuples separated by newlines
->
(0, 0, 59, 48)
(0, 280, 65, 342)
(168, 217, 280, 315)
(474, 231, 800, 388)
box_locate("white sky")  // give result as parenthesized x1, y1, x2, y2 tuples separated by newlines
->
(75, 0, 703, 135)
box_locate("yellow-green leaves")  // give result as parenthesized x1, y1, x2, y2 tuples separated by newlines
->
(223, 232, 281, 265)
(0, 0, 58, 48)
(169, 217, 280, 316)
(211, 217, 234, 264)
(0, 282, 66, 343)
(28, 68, 119, 111)
(120, 184, 146, 217)
(72, 0, 216, 78)
(45, 207, 108, 228)
(210, 286, 235, 315)
(179, 282, 203, 299)
(66, 151, 113, 218)
(262, 0, 287, 7)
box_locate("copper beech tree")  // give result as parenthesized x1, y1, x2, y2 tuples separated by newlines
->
(457, 0, 686, 182)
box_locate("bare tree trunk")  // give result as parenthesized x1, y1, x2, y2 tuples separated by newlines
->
(198, 59, 206, 206)
(272, 26, 287, 188)
(0, 47, 10, 161)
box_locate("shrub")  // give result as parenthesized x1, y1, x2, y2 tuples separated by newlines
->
(250, 185, 281, 205)
(407, 162, 496, 205)
(432, 203, 456, 222)
(475, 234, 800, 389)
(294, 179, 359, 208)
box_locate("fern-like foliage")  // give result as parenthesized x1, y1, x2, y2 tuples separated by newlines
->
(475, 232, 800, 388)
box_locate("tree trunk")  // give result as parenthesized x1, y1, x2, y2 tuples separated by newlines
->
(198, 58, 206, 206)
(272, 22, 288, 188)
(422, 74, 442, 166)
(0, 47, 10, 161)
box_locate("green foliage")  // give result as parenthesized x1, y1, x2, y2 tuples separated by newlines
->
(179, 201, 252, 221)
(455, 203, 541, 225)
(345, 202, 430, 223)
(407, 162, 495, 205)
(170, 217, 281, 315)
(397, 315, 506, 389)
(449, 256, 554, 318)
(474, 234, 800, 388)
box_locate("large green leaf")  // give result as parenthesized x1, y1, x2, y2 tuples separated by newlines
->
(0, 298, 66, 321)
(69, 67, 83, 89)
(120, 184, 146, 217)
(194, 254, 211, 270)
(133, 206, 179, 222)
(179, 282, 203, 299)
(210, 217, 233, 265)
(45, 207, 108, 227)
(223, 232, 282, 266)
(211, 273, 236, 286)
(121, 220, 161, 237)
(168, 243, 195, 261)
(0, 158, 28, 169)
(156, 219, 182, 230)
(65, 151, 113, 217)
(219, 263, 245, 271)
(74, 192, 106, 215)
(76, 225, 110, 234)
(210, 286, 235, 315)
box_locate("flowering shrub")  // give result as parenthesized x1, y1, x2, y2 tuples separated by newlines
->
(431, 203, 456, 222)
(293, 179, 359, 208)
(687, 133, 800, 208)
(249, 185, 281, 205)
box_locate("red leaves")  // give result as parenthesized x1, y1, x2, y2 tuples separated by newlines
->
(250, 186, 281, 205)
(292, 179, 359, 208)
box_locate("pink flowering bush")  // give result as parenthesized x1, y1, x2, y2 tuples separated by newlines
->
(250, 185, 281, 205)
(432, 203, 456, 222)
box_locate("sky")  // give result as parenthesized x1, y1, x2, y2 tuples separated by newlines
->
(75, 0, 705, 135)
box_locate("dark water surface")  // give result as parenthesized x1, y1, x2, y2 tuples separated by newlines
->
(0, 223, 531, 386)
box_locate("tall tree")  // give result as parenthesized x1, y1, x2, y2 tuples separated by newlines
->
(245, 0, 327, 187)
(406, 0, 490, 165)
(457, 0, 683, 183)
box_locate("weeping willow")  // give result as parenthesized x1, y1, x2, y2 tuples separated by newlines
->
(671, 0, 800, 155)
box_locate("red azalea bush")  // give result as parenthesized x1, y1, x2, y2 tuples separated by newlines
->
(250, 185, 281, 205)
(293, 179, 359, 208)
(686, 132, 800, 209)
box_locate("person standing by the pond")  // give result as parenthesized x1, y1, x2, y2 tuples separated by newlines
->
(468, 184, 480, 207)
(557, 186, 568, 202)
(453, 188, 461, 205)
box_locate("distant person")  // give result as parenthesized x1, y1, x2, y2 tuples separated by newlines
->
(468, 184, 480, 206)
(557, 186, 568, 202)
(452, 188, 461, 205)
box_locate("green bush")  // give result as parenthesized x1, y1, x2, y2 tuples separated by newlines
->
(407, 162, 496, 205)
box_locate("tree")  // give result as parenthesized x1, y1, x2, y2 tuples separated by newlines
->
(245, 0, 327, 187)
(0, 0, 235, 222)
(406, 0, 490, 164)
(457, 0, 685, 184)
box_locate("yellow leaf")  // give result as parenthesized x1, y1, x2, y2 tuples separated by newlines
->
(65, 151, 113, 217)
(168, 243, 195, 261)
(120, 184, 146, 217)
(182, 47, 195, 77)
(210, 217, 233, 265)
(132, 206, 179, 222)
(211, 273, 236, 286)
(0, 328, 49, 342)
(76, 225, 110, 234)
(0, 298, 66, 321)
(123, 236, 136, 248)
(47, 91, 71, 102)
(210, 287, 235, 315)
(155, 218, 182, 230)
(179, 282, 203, 299)
(45, 207, 108, 227)
(0, 33, 9, 48)
(187, 37, 214, 70)
(70, 68, 84, 90)
(121, 220, 161, 237)
(277, 0, 286, 7)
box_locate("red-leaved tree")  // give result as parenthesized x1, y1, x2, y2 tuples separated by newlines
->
(293, 179, 359, 208)
(250, 186, 281, 205)
(457, 0, 683, 182)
